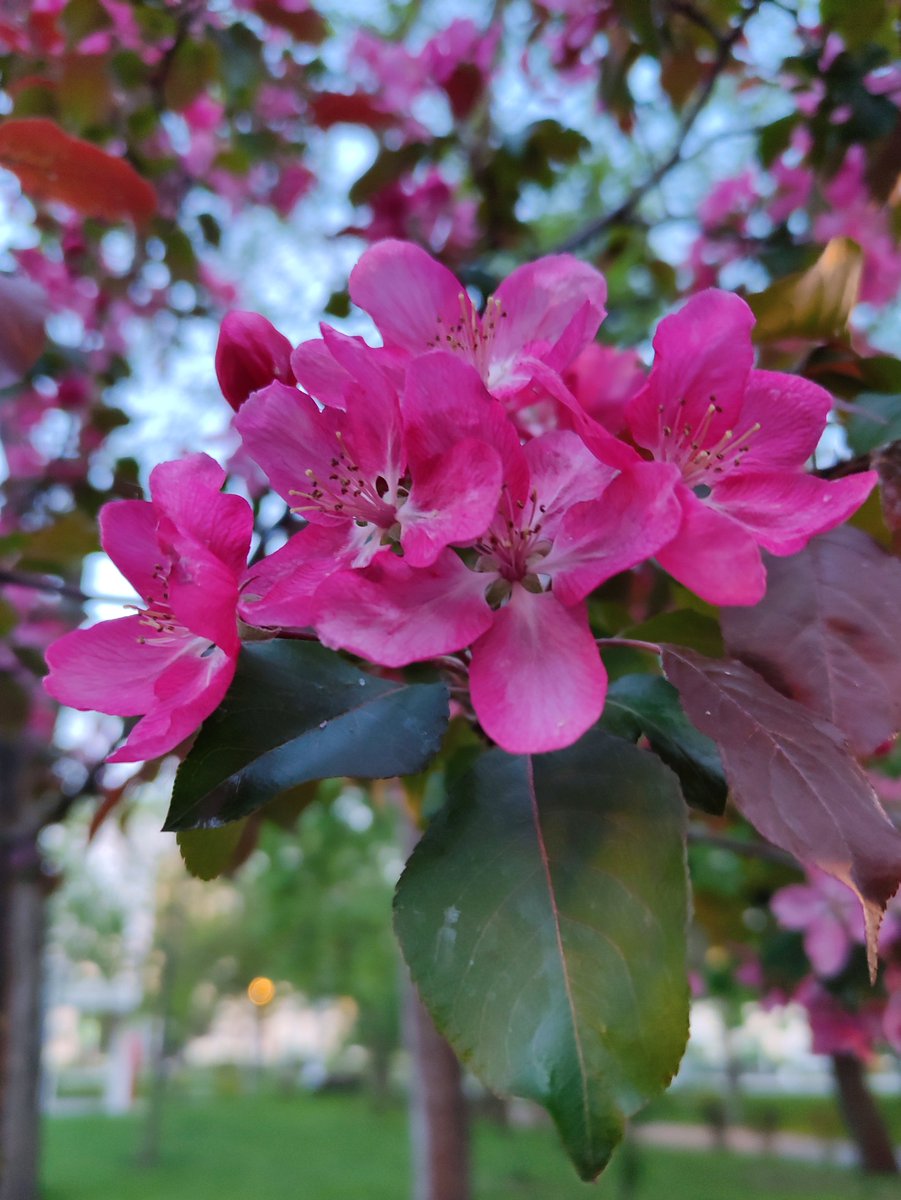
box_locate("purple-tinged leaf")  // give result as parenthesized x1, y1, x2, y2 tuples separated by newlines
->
(662, 647, 901, 980)
(721, 527, 901, 758)
(873, 443, 901, 554)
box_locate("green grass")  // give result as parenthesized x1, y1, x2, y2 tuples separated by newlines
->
(41, 1092, 901, 1200)
(640, 1087, 901, 1140)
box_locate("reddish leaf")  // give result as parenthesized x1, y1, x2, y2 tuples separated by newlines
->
(0, 118, 157, 224)
(0, 273, 45, 388)
(721, 528, 901, 758)
(874, 443, 901, 553)
(310, 92, 394, 131)
(251, 0, 327, 43)
(662, 646, 901, 980)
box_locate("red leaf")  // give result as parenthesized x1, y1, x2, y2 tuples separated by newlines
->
(721, 527, 901, 758)
(252, 0, 327, 43)
(874, 444, 901, 553)
(0, 273, 45, 389)
(662, 646, 901, 981)
(0, 118, 157, 224)
(310, 92, 394, 131)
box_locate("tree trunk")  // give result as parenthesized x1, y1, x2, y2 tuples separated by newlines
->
(832, 1052, 898, 1174)
(0, 742, 47, 1200)
(403, 979, 471, 1200)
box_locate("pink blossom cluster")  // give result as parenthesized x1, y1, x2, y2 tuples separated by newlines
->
(44, 240, 874, 762)
(687, 140, 901, 308)
(770, 871, 901, 1056)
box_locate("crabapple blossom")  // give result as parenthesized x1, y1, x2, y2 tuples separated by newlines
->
(43, 454, 252, 763)
(215, 310, 296, 411)
(625, 290, 876, 604)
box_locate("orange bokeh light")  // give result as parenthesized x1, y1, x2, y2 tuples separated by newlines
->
(247, 976, 276, 1007)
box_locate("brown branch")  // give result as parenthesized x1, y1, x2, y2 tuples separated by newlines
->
(555, 0, 765, 255)
(0, 569, 126, 607)
(687, 826, 798, 869)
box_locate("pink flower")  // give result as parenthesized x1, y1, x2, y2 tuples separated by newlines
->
(308, 368, 682, 753)
(348, 240, 607, 406)
(560, 342, 646, 437)
(235, 349, 509, 598)
(352, 169, 479, 257)
(771, 872, 862, 977)
(814, 147, 901, 306)
(44, 455, 252, 763)
(215, 311, 296, 411)
(269, 163, 315, 216)
(698, 171, 757, 231)
(625, 291, 876, 605)
(420, 20, 500, 117)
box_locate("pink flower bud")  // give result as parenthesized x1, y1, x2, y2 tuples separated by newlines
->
(215, 311, 295, 411)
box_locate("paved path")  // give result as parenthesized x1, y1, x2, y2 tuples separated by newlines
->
(631, 1121, 891, 1167)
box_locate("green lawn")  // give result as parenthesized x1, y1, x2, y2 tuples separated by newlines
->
(641, 1086, 901, 1140)
(42, 1092, 900, 1200)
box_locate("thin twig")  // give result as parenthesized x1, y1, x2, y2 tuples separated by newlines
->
(597, 637, 662, 655)
(555, 0, 764, 254)
(688, 826, 798, 869)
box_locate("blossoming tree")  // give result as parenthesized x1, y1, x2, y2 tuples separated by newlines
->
(2, 0, 901, 1196)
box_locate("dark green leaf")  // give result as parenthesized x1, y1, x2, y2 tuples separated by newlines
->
(395, 730, 689, 1181)
(758, 114, 797, 168)
(165, 641, 449, 831)
(603, 674, 727, 814)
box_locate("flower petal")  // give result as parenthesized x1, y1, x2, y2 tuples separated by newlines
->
(235, 382, 348, 515)
(656, 490, 767, 606)
(628, 290, 756, 455)
(734, 370, 832, 470)
(239, 524, 357, 629)
(149, 454, 252, 579)
(43, 614, 188, 716)
(401, 351, 528, 500)
(349, 239, 471, 355)
(108, 644, 235, 763)
(524, 429, 617, 533)
(489, 254, 607, 374)
(469, 588, 606, 753)
(313, 551, 493, 667)
(400, 438, 502, 566)
(712, 469, 877, 555)
(98, 500, 160, 600)
(545, 461, 683, 605)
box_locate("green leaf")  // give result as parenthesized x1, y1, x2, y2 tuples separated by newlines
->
(18, 511, 99, 572)
(748, 237, 862, 343)
(163, 38, 221, 112)
(165, 641, 449, 831)
(846, 393, 901, 454)
(622, 610, 724, 658)
(822, 0, 895, 50)
(758, 114, 797, 168)
(602, 674, 727, 815)
(394, 730, 689, 1181)
(177, 820, 248, 880)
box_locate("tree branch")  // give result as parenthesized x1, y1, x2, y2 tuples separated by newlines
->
(555, 0, 764, 255)
(687, 826, 798, 869)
